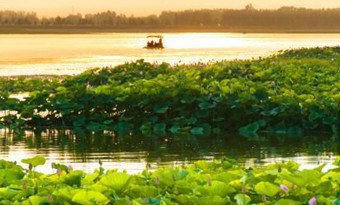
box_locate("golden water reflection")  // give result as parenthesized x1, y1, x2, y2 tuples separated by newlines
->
(1, 33, 340, 76)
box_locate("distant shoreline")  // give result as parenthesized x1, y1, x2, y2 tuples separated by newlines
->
(2, 26, 340, 34)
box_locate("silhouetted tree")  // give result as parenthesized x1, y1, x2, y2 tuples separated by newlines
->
(2, 7, 340, 30)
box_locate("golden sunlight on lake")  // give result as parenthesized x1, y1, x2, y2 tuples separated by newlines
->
(1, 33, 340, 76)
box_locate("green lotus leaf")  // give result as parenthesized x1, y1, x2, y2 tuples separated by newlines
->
(275, 199, 301, 205)
(52, 186, 77, 203)
(21, 156, 46, 167)
(153, 123, 166, 133)
(234, 194, 251, 205)
(180, 97, 195, 104)
(280, 169, 322, 187)
(103, 119, 114, 125)
(0, 188, 19, 200)
(186, 117, 198, 125)
(100, 172, 131, 192)
(333, 156, 340, 166)
(140, 122, 152, 131)
(195, 181, 236, 197)
(269, 106, 284, 116)
(152, 168, 187, 187)
(22, 195, 47, 205)
(334, 199, 340, 205)
(315, 181, 333, 194)
(113, 199, 133, 205)
(212, 96, 223, 103)
(195, 195, 229, 205)
(194, 160, 215, 171)
(127, 185, 160, 198)
(254, 182, 280, 197)
(153, 105, 169, 114)
(51, 163, 69, 172)
(214, 172, 241, 184)
(61, 170, 84, 187)
(113, 122, 133, 132)
(322, 116, 336, 125)
(174, 195, 196, 205)
(190, 127, 204, 135)
(198, 102, 216, 110)
(169, 125, 181, 134)
(82, 172, 100, 186)
(175, 180, 193, 194)
(0, 169, 25, 185)
(309, 108, 325, 121)
(72, 190, 110, 205)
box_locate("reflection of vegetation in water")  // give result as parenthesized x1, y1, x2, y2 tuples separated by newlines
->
(2, 47, 340, 136)
(0, 129, 339, 165)
(1, 155, 340, 204)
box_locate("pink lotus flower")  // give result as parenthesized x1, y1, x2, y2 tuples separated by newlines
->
(86, 82, 92, 89)
(309, 197, 317, 205)
(280, 184, 289, 193)
(67, 165, 73, 171)
(57, 168, 62, 175)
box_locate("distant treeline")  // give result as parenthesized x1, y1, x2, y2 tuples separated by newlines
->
(2, 5, 340, 29)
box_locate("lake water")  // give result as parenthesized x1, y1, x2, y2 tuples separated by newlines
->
(1, 33, 340, 76)
(0, 128, 338, 173)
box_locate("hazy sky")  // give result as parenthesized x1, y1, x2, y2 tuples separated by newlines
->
(0, 0, 339, 17)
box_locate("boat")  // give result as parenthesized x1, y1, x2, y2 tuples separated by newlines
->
(145, 35, 164, 49)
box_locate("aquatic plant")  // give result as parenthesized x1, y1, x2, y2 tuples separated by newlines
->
(0, 156, 340, 204)
(0, 76, 61, 94)
(2, 47, 340, 135)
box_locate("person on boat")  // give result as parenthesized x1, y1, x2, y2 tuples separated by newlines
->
(149, 40, 155, 47)
(158, 38, 164, 48)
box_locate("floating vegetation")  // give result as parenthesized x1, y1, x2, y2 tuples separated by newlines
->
(0, 156, 339, 204)
(1, 47, 340, 135)
(0, 76, 62, 94)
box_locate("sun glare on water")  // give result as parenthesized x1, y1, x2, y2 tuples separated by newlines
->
(1, 33, 340, 76)
(164, 33, 265, 49)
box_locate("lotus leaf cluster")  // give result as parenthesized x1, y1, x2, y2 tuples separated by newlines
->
(0, 76, 60, 94)
(0, 156, 339, 204)
(1, 47, 340, 135)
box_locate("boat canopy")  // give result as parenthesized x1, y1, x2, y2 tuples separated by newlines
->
(147, 35, 163, 39)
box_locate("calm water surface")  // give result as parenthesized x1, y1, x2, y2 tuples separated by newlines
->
(1, 33, 340, 76)
(0, 128, 338, 173)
